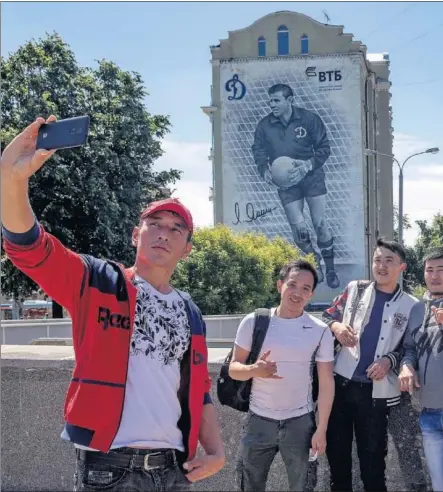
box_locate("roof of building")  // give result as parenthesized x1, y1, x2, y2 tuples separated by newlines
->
(227, 10, 346, 35)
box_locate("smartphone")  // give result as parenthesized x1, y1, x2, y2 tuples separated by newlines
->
(36, 116, 90, 150)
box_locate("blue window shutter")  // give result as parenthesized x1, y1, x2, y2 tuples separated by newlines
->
(258, 36, 266, 57)
(277, 25, 289, 56)
(301, 34, 309, 55)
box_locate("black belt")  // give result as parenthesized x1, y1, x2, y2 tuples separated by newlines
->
(335, 373, 373, 388)
(77, 448, 176, 471)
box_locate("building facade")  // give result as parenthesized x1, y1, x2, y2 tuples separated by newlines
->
(202, 11, 394, 302)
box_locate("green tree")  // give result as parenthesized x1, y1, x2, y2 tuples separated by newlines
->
(391, 205, 418, 293)
(1, 33, 179, 316)
(393, 205, 412, 243)
(412, 284, 426, 300)
(415, 213, 443, 253)
(402, 246, 422, 294)
(404, 213, 443, 292)
(172, 225, 309, 315)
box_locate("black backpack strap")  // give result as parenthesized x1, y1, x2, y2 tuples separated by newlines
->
(247, 308, 271, 364)
(349, 280, 370, 327)
(357, 279, 371, 293)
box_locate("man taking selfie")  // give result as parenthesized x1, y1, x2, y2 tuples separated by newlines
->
(1, 116, 225, 491)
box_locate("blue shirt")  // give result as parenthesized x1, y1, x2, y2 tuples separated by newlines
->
(352, 289, 395, 383)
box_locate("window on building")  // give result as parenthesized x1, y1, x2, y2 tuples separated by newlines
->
(277, 25, 289, 56)
(301, 34, 309, 55)
(258, 36, 266, 57)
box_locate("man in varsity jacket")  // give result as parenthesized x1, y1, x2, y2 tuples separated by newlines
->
(322, 238, 419, 491)
(1, 116, 225, 491)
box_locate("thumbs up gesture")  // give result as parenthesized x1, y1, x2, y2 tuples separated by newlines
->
(251, 349, 283, 379)
(432, 306, 443, 326)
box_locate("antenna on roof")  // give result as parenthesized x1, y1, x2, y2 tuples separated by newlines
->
(322, 10, 330, 25)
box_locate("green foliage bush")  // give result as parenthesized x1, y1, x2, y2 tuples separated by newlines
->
(173, 225, 312, 315)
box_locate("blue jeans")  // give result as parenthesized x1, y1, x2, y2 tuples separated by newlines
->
(420, 408, 443, 491)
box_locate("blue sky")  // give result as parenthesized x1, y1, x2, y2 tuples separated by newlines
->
(3, 1, 443, 244)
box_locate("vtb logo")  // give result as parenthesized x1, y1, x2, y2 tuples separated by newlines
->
(98, 307, 130, 330)
(305, 66, 342, 82)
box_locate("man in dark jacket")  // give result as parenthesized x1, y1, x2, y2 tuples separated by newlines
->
(399, 247, 443, 492)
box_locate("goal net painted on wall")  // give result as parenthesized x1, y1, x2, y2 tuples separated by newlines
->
(219, 54, 367, 292)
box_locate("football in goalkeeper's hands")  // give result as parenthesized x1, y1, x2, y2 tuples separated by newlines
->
(271, 156, 306, 188)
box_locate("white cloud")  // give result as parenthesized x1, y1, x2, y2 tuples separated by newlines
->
(153, 140, 214, 228)
(416, 164, 443, 178)
(393, 132, 442, 246)
(392, 132, 435, 162)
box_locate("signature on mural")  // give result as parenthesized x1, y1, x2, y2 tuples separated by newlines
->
(232, 202, 277, 225)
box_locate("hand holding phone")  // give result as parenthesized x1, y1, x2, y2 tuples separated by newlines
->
(36, 116, 90, 150)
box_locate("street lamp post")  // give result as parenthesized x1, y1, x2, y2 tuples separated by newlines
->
(364, 147, 439, 247)
(364, 146, 439, 288)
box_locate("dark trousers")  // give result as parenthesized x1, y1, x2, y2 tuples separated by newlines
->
(73, 447, 191, 491)
(326, 376, 390, 492)
(236, 411, 315, 492)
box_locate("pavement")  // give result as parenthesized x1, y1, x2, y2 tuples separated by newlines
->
(1, 343, 430, 491)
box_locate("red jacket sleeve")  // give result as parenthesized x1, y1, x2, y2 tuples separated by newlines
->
(201, 318, 213, 405)
(3, 222, 86, 314)
(322, 283, 350, 327)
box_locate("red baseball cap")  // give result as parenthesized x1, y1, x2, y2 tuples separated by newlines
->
(140, 198, 194, 233)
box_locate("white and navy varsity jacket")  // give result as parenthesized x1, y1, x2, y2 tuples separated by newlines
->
(322, 280, 419, 407)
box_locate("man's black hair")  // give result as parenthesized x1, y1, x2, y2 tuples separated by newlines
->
(423, 247, 443, 267)
(373, 238, 407, 263)
(279, 259, 318, 291)
(268, 84, 293, 99)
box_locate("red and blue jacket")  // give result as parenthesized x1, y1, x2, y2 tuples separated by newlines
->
(3, 221, 212, 463)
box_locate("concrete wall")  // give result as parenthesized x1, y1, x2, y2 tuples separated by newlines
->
(0, 315, 244, 346)
(1, 346, 430, 491)
(0, 314, 323, 346)
(1, 320, 72, 345)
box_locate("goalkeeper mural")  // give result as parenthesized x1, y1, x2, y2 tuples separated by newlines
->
(252, 83, 340, 289)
